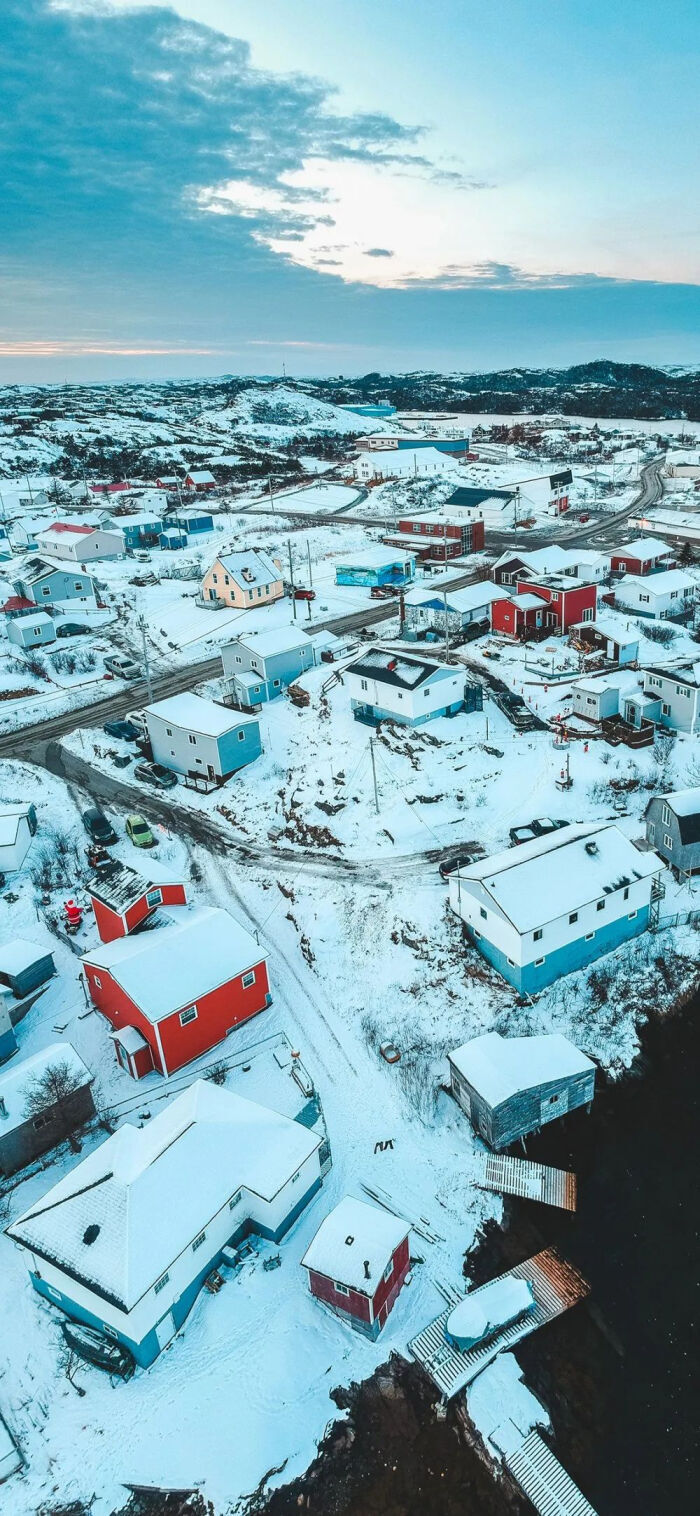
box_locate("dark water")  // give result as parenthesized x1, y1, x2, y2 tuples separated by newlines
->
(517, 998, 700, 1516)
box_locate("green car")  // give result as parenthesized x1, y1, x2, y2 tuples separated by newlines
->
(125, 814, 157, 849)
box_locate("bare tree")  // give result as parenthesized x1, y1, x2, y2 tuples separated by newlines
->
(23, 1059, 89, 1152)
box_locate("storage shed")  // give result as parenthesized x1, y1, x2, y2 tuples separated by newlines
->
(302, 1196, 410, 1338)
(448, 1032, 596, 1150)
(0, 804, 38, 873)
(0, 1043, 95, 1177)
(7, 613, 56, 649)
(88, 863, 188, 943)
(0, 940, 55, 999)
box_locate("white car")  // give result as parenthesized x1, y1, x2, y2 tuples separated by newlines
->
(104, 653, 141, 680)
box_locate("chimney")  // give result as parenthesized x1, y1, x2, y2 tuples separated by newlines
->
(363, 1259, 371, 1281)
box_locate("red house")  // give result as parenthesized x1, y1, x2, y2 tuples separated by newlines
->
(491, 592, 545, 640)
(82, 905, 270, 1080)
(88, 863, 188, 943)
(184, 470, 216, 492)
(302, 1196, 410, 1339)
(610, 538, 674, 576)
(383, 515, 485, 562)
(516, 575, 597, 632)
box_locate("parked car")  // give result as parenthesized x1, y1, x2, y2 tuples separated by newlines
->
(125, 814, 157, 848)
(293, 587, 316, 602)
(439, 852, 479, 879)
(369, 585, 399, 600)
(82, 807, 118, 846)
(509, 817, 568, 847)
(56, 622, 91, 639)
(104, 653, 141, 679)
(103, 719, 140, 741)
(126, 709, 148, 737)
(134, 761, 178, 790)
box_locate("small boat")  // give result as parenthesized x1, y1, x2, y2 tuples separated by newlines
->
(62, 1320, 135, 1379)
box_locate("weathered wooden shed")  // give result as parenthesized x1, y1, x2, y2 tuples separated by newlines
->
(448, 1031, 596, 1150)
(0, 1043, 95, 1176)
(0, 940, 55, 999)
(645, 788, 700, 877)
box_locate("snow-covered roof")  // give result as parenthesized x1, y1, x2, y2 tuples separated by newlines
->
(18, 555, 95, 583)
(11, 611, 54, 629)
(614, 537, 673, 558)
(88, 862, 184, 915)
(348, 647, 445, 690)
(335, 546, 415, 569)
(571, 615, 638, 645)
(494, 545, 574, 576)
(145, 691, 255, 737)
(449, 1032, 594, 1107)
(82, 905, 264, 1021)
(512, 593, 546, 612)
(215, 549, 282, 589)
(0, 805, 32, 847)
(453, 822, 662, 934)
(572, 670, 638, 694)
(185, 470, 215, 484)
(661, 786, 700, 817)
(405, 580, 508, 612)
(230, 626, 310, 658)
(0, 938, 53, 976)
(0, 1043, 92, 1135)
(38, 522, 93, 539)
(617, 569, 695, 597)
(9, 1081, 320, 1309)
(301, 1196, 408, 1291)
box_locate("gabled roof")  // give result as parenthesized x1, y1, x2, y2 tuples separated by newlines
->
(453, 822, 662, 934)
(38, 522, 93, 538)
(301, 1196, 408, 1291)
(449, 1032, 594, 1108)
(447, 487, 515, 508)
(82, 905, 264, 1021)
(228, 626, 311, 659)
(647, 787, 700, 845)
(617, 569, 694, 597)
(185, 469, 215, 484)
(214, 549, 281, 590)
(613, 537, 673, 558)
(8, 1081, 320, 1309)
(347, 646, 446, 690)
(145, 691, 256, 737)
(18, 555, 95, 584)
(406, 580, 509, 614)
(88, 861, 184, 916)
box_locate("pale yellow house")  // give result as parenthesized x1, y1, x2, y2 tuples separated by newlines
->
(201, 549, 285, 610)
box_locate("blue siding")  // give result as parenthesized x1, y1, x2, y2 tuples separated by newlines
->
(465, 907, 651, 993)
(217, 720, 262, 775)
(0, 1025, 18, 1063)
(351, 698, 463, 728)
(336, 562, 414, 587)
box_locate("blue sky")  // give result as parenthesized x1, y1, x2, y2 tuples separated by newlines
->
(1, 0, 699, 379)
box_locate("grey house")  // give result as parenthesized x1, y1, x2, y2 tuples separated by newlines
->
(145, 691, 262, 783)
(639, 663, 700, 733)
(448, 1031, 596, 1150)
(0, 940, 55, 999)
(221, 626, 316, 708)
(645, 788, 700, 877)
(0, 1043, 95, 1177)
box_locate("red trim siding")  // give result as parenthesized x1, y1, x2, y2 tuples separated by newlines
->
(517, 578, 597, 631)
(90, 882, 188, 943)
(308, 1235, 410, 1331)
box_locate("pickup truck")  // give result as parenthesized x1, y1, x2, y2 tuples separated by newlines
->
(104, 653, 141, 680)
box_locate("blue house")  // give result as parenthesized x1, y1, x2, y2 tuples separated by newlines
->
(118, 515, 164, 551)
(334, 547, 415, 588)
(169, 509, 214, 536)
(447, 823, 665, 994)
(14, 557, 97, 608)
(159, 528, 188, 551)
(145, 691, 262, 783)
(7, 1081, 325, 1368)
(221, 626, 316, 707)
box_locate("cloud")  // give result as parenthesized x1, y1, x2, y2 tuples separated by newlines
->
(391, 261, 625, 290)
(364, 248, 394, 259)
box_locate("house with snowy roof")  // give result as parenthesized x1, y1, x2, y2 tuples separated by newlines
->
(183, 469, 216, 491)
(447, 822, 665, 993)
(221, 625, 316, 707)
(345, 646, 468, 726)
(640, 662, 700, 732)
(145, 692, 261, 783)
(614, 569, 695, 621)
(610, 538, 675, 576)
(492, 545, 576, 584)
(35, 522, 124, 562)
(0, 1043, 95, 1177)
(201, 548, 284, 610)
(82, 905, 271, 1079)
(14, 557, 97, 609)
(302, 1196, 410, 1338)
(448, 1032, 596, 1149)
(446, 486, 516, 528)
(7, 1080, 325, 1366)
(87, 862, 188, 943)
(569, 669, 640, 724)
(645, 787, 700, 876)
(403, 577, 509, 635)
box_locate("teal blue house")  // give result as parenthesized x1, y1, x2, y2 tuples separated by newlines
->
(221, 626, 316, 706)
(145, 690, 261, 783)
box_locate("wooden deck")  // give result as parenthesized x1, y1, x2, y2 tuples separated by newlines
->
(408, 1248, 589, 1399)
(501, 1429, 598, 1516)
(475, 1153, 577, 1211)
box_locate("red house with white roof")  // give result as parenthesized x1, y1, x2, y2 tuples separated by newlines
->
(302, 1196, 410, 1338)
(491, 592, 545, 640)
(610, 538, 675, 576)
(515, 575, 597, 632)
(88, 863, 188, 943)
(82, 905, 270, 1079)
(184, 470, 216, 492)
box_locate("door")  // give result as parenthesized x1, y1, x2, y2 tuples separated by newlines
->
(207, 764, 215, 781)
(155, 1311, 177, 1351)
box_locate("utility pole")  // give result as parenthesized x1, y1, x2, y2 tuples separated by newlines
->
(25, 474, 34, 509)
(288, 539, 297, 620)
(306, 538, 313, 587)
(443, 588, 450, 661)
(269, 473, 275, 511)
(138, 614, 154, 703)
(369, 736, 379, 813)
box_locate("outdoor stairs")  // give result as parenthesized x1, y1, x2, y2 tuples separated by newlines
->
(474, 1153, 577, 1212)
(408, 1248, 589, 1399)
(494, 1428, 599, 1516)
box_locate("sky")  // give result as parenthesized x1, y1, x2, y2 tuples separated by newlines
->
(1, 0, 699, 381)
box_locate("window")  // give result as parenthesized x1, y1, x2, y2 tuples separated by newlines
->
(42, 585, 51, 596)
(166, 727, 172, 737)
(33, 1112, 52, 1131)
(397, 692, 403, 700)
(383, 1260, 393, 1283)
(188, 733, 197, 745)
(424, 688, 430, 697)
(664, 833, 673, 849)
(235, 654, 241, 664)
(74, 582, 83, 591)
(360, 679, 368, 691)
(248, 590, 254, 601)
(273, 678, 280, 687)
(569, 911, 578, 924)
(154, 1272, 170, 1295)
(238, 729, 245, 741)
(507, 956, 515, 966)
(93, 975, 101, 988)
(242, 970, 256, 989)
(291, 1170, 300, 1184)
(479, 907, 487, 919)
(533, 928, 543, 942)
(335, 1282, 350, 1296)
(534, 956, 545, 966)
(473, 928, 481, 939)
(662, 804, 670, 825)
(550, 591, 559, 603)
(180, 1005, 197, 1026)
(229, 1191, 242, 1210)
(213, 573, 218, 584)
(628, 909, 638, 920)
(597, 899, 605, 912)
(146, 888, 162, 908)
(662, 703, 671, 716)
(585, 931, 595, 941)
(639, 593, 649, 604)
(192, 1231, 206, 1252)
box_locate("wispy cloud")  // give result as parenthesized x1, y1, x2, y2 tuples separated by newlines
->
(364, 247, 394, 259)
(390, 261, 625, 290)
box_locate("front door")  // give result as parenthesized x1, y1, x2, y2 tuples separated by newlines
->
(207, 763, 216, 781)
(155, 1311, 177, 1351)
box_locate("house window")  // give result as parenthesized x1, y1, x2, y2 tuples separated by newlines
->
(42, 586, 51, 596)
(229, 1191, 242, 1210)
(238, 730, 245, 741)
(93, 975, 101, 988)
(360, 679, 368, 691)
(192, 1231, 207, 1252)
(585, 932, 595, 941)
(662, 703, 671, 716)
(248, 590, 254, 601)
(597, 900, 605, 912)
(273, 678, 280, 687)
(479, 907, 487, 919)
(664, 833, 673, 849)
(291, 1170, 300, 1184)
(662, 805, 670, 825)
(639, 594, 649, 604)
(188, 733, 197, 745)
(507, 956, 515, 966)
(628, 910, 638, 920)
(569, 911, 578, 924)
(473, 929, 481, 939)
(74, 582, 83, 591)
(334, 1282, 350, 1296)
(383, 1260, 393, 1283)
(180, 1005, 197, 1026)
(534, 956, 545, 966)
(146, 889, 162, 908)
(213, 573, 218, 584)
(533, 928, 543, 941)
(235, 654, 242, 664)
(154, 1272, 170, 1295)
(242, 970, 256, 988)
(166, 727, 172, 736)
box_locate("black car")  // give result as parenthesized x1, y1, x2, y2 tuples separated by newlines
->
(134, 761, 178, 790)
(56, 622, 91, 639)
(438, 847, 485, 879)
(103, 719, 140, 741)
(82, 807, 118, 845)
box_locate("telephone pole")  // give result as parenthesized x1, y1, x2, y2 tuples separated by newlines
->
(288, 539, 297, 620)
(369, 736, 379, 813)
(443, 588, 450, 661)
(138, 614, 154, 703)
(306, 538, 313, 587)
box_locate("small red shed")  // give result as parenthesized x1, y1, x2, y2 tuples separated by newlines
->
(302, 1196, 410, 1339)
(184, 470, 216, 492)
(88, 864, 188, 943)
(491, 592, 544, 639)
(517, 575, 597, 632)
(82, 905, 270, 1079)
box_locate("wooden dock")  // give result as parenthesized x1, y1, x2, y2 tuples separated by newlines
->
(501, 1429, 598, 1516)
(408, 1248, 589, 1399)
(475, 1153, 577, 1211)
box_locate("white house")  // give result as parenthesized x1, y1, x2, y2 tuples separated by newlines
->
(640, 662, 700, 733)
(7, 1080, 325, 1368)
(614, 569, 696, 620)
(145, 692, 262, 782)
(35, 522, 124, 562)
(346, 646, 468, 725)
(448, 822, 664, 993)
(569, 669, 640, 723)
(629, 508, 700, 545)
(404, 578, 510, 633)
(7, 612, 56, 649)
(0, 804, 37, 873)
(354, 447, 456, 482)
